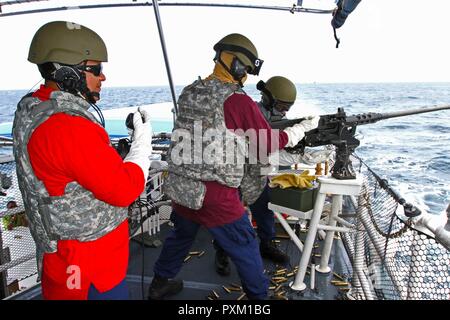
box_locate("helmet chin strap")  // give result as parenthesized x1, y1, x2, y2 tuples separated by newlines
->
(72, 66, 105, 127)
(77, 62, 100, 104)
(79, 84, 98, 104)
(260, 99, 276, 116)
(260, 92, 276, 114)
(270, 107, 284, 117)
(217, 56, 245, 87)
(90, 92, 100, 100)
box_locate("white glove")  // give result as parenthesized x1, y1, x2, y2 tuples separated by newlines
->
(268, 148, 332, 166)
(150, 160, 168, 171)
(268, 150, 303, 166)
(283, 116, 320, 148)
(124, 107, 153, 183)
(300, 149, 333, 166)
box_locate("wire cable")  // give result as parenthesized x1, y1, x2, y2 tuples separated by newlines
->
(26, 78, 43, 94)
(89, 102, 105, 127)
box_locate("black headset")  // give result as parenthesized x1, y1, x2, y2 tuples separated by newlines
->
(52, 63, 98, 104)
(52, 65, 83, 94)
(256, 80, 275, 110)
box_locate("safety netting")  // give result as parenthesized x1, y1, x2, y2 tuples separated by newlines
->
(0, 159, 37, 298)
(340, 155, 450, 300)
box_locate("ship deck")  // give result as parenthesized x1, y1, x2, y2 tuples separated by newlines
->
(9, 220, 353, 301)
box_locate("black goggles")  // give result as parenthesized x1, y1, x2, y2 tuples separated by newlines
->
(213, 43, 263, 75)
(78, 63, 103, 77)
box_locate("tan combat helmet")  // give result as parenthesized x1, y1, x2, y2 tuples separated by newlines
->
(265, 76, 297, 104)
(213, 33, 263, 75)
(28, 21, 108, 65)
(257, 76, 297, 114)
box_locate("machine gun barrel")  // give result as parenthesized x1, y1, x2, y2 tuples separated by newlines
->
(346, 104, 450, 126)
(271, 104, 450, 131)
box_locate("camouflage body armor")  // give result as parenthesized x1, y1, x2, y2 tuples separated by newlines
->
(240, 163, 269, 206)
(256, 101, 272, 122)
(12, 91, 128, 274)
(238, 103, 275, 206)
(164, 78, 267, 209)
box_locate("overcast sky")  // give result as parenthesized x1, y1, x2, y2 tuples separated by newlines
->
(1, 0, 450, 90)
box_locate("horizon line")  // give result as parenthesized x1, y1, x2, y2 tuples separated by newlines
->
(2, 81, 450, 92)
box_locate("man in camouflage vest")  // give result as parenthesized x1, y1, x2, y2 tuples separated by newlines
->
(13, 21, 152, 299)
(149, 33, 319, 300)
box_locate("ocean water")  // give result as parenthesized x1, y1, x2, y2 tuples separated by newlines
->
(0, 83, 449, 214)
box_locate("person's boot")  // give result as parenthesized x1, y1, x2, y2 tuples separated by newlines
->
(147, 275, 183, 300)
(260, 240, 289, 264)
(214, 248, 231, 276)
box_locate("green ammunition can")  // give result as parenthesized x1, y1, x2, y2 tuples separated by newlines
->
(269, 186, 318, 212)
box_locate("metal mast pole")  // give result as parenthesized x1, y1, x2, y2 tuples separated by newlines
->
(152, 0, 178, 122)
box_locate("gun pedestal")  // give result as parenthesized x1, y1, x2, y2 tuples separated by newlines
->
(270, 175, 362, 292)
(298, 175, 362, 290)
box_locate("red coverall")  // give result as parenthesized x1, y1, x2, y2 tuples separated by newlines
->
(28, 85, 145, 299)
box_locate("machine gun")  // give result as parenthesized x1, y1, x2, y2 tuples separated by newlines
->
(270, 105, 450, 180)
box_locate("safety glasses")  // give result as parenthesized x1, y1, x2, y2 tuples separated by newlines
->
(78, 63, 103, 77)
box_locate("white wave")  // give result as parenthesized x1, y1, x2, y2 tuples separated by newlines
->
(285, 99, 324, 119)
(394, 181, 430, 213)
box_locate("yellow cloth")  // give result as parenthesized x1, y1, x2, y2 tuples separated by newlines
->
(269, 170, 316, 189)
(205, 51, 247, 84)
